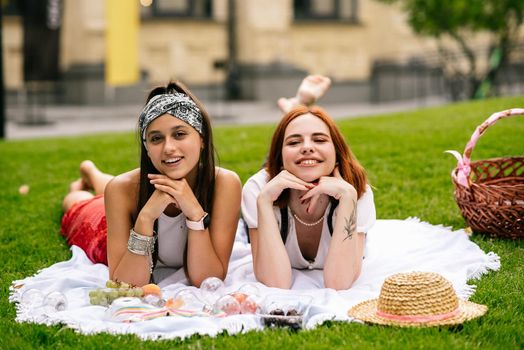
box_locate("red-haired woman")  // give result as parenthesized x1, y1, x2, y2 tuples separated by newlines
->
(241, 105, 376, 290)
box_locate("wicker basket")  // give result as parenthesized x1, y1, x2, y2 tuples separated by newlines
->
(447, 108, 524, 239)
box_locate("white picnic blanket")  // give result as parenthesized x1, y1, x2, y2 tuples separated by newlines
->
(9, 218, 500, 340)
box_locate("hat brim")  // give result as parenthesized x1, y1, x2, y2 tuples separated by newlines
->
(348, 299, 487, 327)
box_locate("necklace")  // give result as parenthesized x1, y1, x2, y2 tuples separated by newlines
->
(292, 212, 324, 227)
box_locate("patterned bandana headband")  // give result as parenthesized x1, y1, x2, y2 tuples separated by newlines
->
(138, 93, 203, 144)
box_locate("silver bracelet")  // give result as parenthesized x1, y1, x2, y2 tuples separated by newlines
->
(127, 228, 156, 273)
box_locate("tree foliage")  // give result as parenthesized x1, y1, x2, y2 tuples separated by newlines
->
(380, 0, 524, 99)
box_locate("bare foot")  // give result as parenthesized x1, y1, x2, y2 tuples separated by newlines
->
(296, 75, 331, 106)
(69, 178, 86, 192)
(277, 97, 300, 113)
(79, 160, 114, 195)
(278, 75, 332, 113)
(79, 160, 97, 191)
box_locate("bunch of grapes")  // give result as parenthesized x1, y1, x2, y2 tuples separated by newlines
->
(88, 280, 144, 306)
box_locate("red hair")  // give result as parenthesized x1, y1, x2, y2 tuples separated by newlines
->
(266, 105, 368, 207)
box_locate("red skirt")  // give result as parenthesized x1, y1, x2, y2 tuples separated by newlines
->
(61, 194, 108, 265)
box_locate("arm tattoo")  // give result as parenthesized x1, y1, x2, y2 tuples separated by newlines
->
(343, 199, 357, 241)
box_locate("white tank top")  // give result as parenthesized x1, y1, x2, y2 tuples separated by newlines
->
(155, 212, 187, 269)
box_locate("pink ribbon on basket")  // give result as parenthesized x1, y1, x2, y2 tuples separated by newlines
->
(445, 150, 470, 188)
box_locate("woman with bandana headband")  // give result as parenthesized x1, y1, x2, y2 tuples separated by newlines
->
(60, 81, 241, 287)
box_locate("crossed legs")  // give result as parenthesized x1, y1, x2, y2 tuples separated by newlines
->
(62, 160, 114, 212)
(277, 75, 332, 113)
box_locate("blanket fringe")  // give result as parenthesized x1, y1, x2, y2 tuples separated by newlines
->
(405, 216, 454, 231)
(456, 284, 477, 299)
(457, 252, 501, 300)
(470, 252, 501, 280)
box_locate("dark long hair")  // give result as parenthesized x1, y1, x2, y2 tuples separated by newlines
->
(135, 81, 216, 277)
(266, 105, 368, 208)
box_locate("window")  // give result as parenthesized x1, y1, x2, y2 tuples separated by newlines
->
(2, 0, 21, 16)
(294, 0, 359, 22)
(141, 0, 212, 19)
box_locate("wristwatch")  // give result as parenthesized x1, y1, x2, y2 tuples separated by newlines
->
(186, 212, 210, 231)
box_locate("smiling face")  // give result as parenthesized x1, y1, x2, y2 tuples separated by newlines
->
(145, 114, 203, 180)
(282, 113, 336, 182)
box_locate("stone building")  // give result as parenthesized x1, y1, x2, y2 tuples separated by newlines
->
(3, 0, 523, 105)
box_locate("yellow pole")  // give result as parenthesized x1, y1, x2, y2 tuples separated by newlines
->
(106, 0, 139, 86)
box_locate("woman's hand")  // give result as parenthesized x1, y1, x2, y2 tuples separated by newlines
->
(138, 187, 178, 224)
(148, 174, 204, 221)
(300, 167, 357, 213)
(258, 170, 314, 204)
(254, 170, 304, 288)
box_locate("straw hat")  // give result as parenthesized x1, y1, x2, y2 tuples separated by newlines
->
(348, 272, 487, 327)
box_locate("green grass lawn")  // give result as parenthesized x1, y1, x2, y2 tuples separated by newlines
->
(1, 97, 523, 349)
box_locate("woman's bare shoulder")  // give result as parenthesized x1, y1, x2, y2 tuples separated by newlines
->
(215, 167, 241, 187)
(105, 168, 140, 197)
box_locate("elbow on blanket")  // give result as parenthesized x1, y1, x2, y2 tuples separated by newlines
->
(324, 277, 354, 291)
(324, 268, 361, 291)
(261, 278, 292, 289)
(255, 272, 292, 289)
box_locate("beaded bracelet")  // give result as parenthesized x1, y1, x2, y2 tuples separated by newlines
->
(127, 228, 156, 273)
